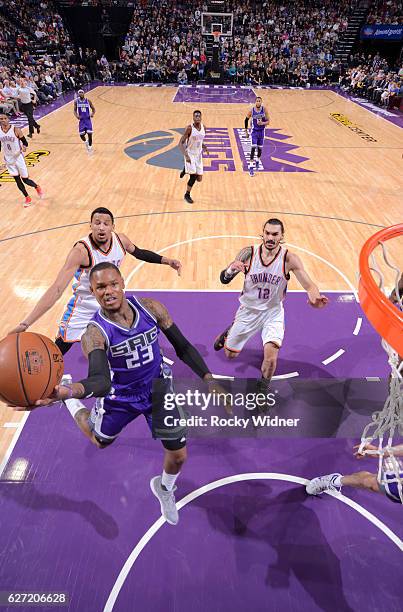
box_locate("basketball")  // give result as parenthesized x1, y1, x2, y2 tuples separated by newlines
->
(0, 333, 64, 407)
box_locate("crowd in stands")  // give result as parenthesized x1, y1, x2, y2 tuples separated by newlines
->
(367, 0, 403, 24)
(340, 53, 403, 108)
(119, 0, 357, 85)
(0, 0, 402, 119)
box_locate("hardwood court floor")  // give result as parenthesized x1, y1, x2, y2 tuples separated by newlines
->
(0, 86, 401, 455)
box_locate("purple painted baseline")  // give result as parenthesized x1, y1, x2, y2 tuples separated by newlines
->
(0, 293, 401, 612)
(11, 83, 402, 131)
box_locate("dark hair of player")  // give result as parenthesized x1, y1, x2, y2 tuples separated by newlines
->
(90, 207, 114, 223)
(193, 110, 202, 116)
(89, 261, 121, 281)
(255, 96, 262, 101)
(263, 218, 285, 234)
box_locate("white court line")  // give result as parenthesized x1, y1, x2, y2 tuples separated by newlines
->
(353, 317, 363, 336)
(322, 349, 345, 365)
(3, 423, 20, 428)
(103, 472, 403, 612)
(126, 235, 358, 300)
(366, 377, 381, 382)
(0, 413, 29, 477)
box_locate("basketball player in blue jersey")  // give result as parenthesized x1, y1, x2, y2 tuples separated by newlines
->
(214, 218, 328, 385)
(244, 96, 270, 177)
(74, 89, 95, 154)
(306, 442, 403, 504)
(20, 262, 222, 525)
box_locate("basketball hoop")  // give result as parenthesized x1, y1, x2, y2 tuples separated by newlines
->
(212, 30, 221, 43)
(358, 223, 403, 502)
(359, 223, 403, 356)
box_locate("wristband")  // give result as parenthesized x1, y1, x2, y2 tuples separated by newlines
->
(60, 384, 73, 399)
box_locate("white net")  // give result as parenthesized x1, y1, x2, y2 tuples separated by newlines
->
(358, 237, 403, 503)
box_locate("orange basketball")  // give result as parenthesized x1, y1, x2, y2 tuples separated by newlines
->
(0, 333, 64, 407)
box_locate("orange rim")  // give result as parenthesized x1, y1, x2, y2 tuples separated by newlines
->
(358, 223, 403, 355)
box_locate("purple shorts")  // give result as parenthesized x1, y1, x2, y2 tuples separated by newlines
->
(88, 372, 187, 446)
(79, 117, 93, 134)
(251, 129, 264, 147)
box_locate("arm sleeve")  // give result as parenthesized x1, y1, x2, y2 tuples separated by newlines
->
(19, 136, 28, 147)
(220, 268, 236, 284)
(78, 349, 111, 397)
(163, 323, 210, 379)
(131, 245, 163, 264)
(244, 116, 249, 129)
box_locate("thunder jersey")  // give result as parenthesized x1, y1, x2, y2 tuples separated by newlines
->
(67, 233, 126, 312)
(252, 105, 266, 131)
(76, 97, 91, 119)
(186, 123, 205, 157)
(239, 245, 289, 311)
(0, 125, 22, 161)
(90, 295, 163, 404)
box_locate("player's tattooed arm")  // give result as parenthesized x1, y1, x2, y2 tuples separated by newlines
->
(179, 125, 192, 161)
(286, 252, 329, 308)
(220, 246, 253, 284)
(89, 100, 95, 116)
(81, 324, 106, 357)
(73, 99, 79, 119)
(140, 298, 213, 380)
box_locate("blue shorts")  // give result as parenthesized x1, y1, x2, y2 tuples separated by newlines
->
(379, 472, 403, 503)
(79, 117, 93, 134)
(251, 130, 264, 147)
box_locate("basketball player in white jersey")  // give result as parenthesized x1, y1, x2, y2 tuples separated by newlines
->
(9, 207, 182, 353)
(179, 110, 209, 204)
(214, 218, 328, 383)
(0, 113, 43, 207)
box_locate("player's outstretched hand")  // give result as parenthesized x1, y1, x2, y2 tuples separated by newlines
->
(7, 323, 29, 335)
(166, 258, 182, 276)
(12, 385, 72, 411)
(229, 260, 246, 274)
(204, 374, 233, 415)
(354, 443, 379, 458)
(307, 291, 329, 308)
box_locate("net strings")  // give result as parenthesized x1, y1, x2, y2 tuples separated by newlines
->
(358, 240, 403, 503)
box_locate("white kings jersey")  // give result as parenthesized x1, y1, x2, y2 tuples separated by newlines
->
(186, 123, 205, 157)
(68, 232, 126, 310)
(0, 126, 22, 161)
(239, 245, 290, 311)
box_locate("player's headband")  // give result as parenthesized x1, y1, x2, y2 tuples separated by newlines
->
(78, 89, 84, 94)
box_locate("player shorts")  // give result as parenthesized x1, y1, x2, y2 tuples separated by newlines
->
(79, 117, 93, 134)
(89, 366, 187, 450)
(5, 154, 28, 178)
(184, 152, 203, 175)
(379, 471, 403, 504)
(251, 130, 264, 148)
(225, 303, 285, 353)
(57, 295, 98, 343)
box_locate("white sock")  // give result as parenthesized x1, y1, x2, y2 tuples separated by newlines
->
(161, 469, 179, 491)
(332, 474, 343, 487)
(64, 397, 86, 419)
